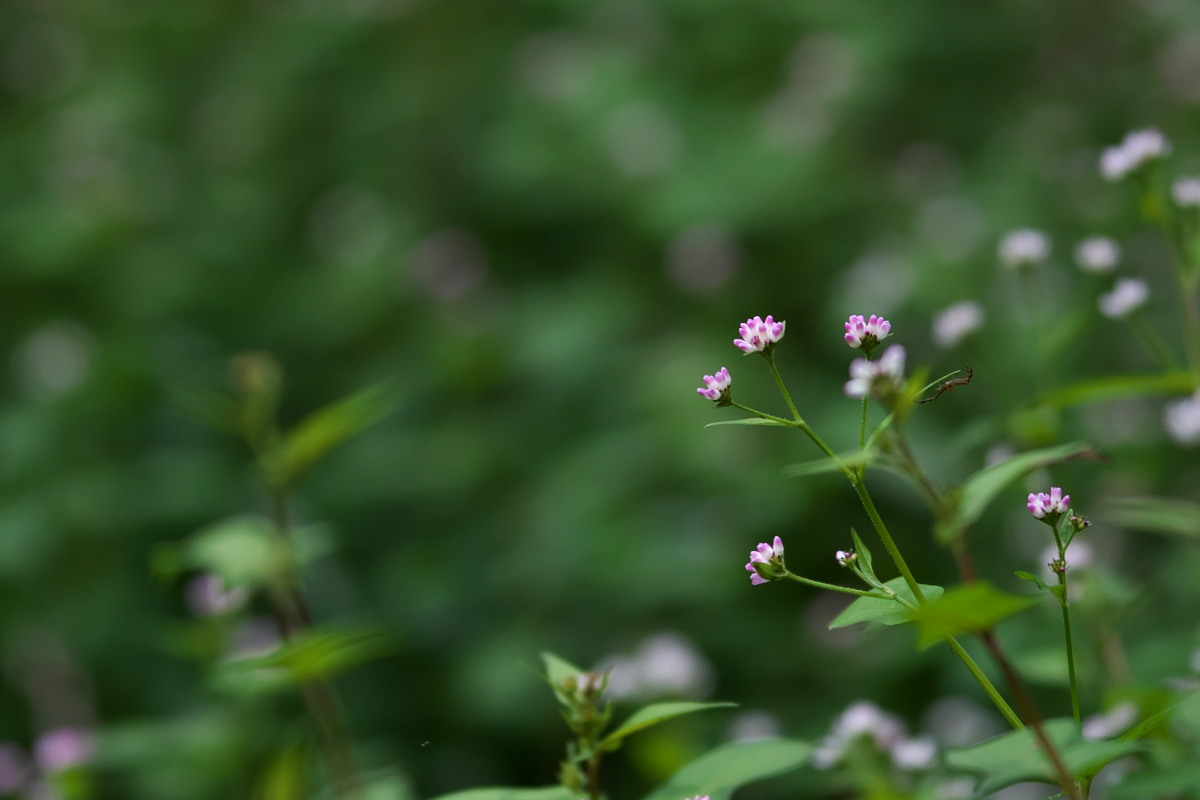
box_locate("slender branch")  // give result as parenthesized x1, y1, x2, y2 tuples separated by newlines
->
(942, 636, 1024, 731)
(851, 479, 924, 604)
(782, 571, 892, 598)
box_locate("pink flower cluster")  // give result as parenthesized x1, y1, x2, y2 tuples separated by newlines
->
(1028, 487, 1070, 519)
(844, 314, 891, 349)
(746, 536, 785, 585)
(696, 367, 732, 402)
(734, 315, 785, 354)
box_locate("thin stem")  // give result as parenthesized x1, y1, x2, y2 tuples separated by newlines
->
(764, 351, 802, 422)
(1059, 572, 1082, 730)
(859, 397, 868, 451)
(943, 636, 1024, 731)
(729, 402, 799, 428)
(782, 571, 892, 599)
(269, 488, 363, 800)
(1125, 313, 1180, 372)
(851, 479, 924, 604)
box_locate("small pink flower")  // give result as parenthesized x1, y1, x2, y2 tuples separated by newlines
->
(746, 536, 785, 585)
(1028, 487, 1070, 519)
(734, 315, 785, 354)
(696, 367, 732, 403)
(844, 314, 892, 349)
(34, 728, 93, 773)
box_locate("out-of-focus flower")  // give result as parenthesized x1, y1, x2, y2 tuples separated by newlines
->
(745, 536, 785, 585)
(1172, 176, 1200, 208)
(601, 633, 715, 701)
(734, 315, 785, 354)
(932, 301, 984, 349)
(844, 345, 906, 399)
(185, 573, 250, 617)
(727, 710, 783, 743)
(0, 744, 29, 793)
(1100, 128, 1172, 181)
(1082, 702, 1138, 740)
(1041, 541, 1094, 582)
(1164, 390, 1200, 446)
(1074, 236, 1121, 274)
(1098, 278, 1149, 318)
(696, 367, 732, 404)
(998, 228, 1049, 269)
(835, 550, 856, 567)
(843, 314, 891, 350)
(684, 796, 711, 800)
(812, 700, 907, 769)
(1028, 487, 1070, 519)
(891, 736, 937, 770)
(34, 728, 93, 773)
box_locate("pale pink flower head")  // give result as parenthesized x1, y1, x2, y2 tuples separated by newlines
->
(1028, 487, 1070, 521)
(684, 796, 711, 800)
(1165, 390, 1200, 446)
(1172, 176, 1200, 208)
(1100, 128, 1172, 181)
(998, 228, 1049, 269)
(1074, 236, 1121, 274)
(1098, 278, 1148, 319)
(844, 314, 892, 353)
(696, 367, 732, 404)
(34, 728, 93, 773)
(734, 315, 785, 354)
(745, 536, 785, 585)
(844, 345, 906, 399)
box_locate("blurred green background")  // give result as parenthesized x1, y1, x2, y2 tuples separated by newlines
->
(4, 0, 1200, 797)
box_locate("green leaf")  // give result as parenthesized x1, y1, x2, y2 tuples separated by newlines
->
(600, 701, 735, 749)
(427, 788, 574, 800)
(828, 577, 944, 629)
(222, 627, 398, 682)
(945, 718, 1142, 795)
(540, 651, 586, 687)
(848, 528, 878, 585)
(943, 441, 1100, 543)
(641, 739, 810, 800)
(264, 382, 396, 487)
(1105, 496, 1200, 539)
(1107, 765, 1200, 800)
(704, 417, 788, 428)
(783, 452, 865, 478)
(153, 515, 291, 589)
(1014, 570, 1050, 592)
(1039, 372, 1195, 410)
(905, 582, 1039, 649)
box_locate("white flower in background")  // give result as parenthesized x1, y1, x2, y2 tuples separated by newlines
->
(844, 344, 906, 399)
(1082, 702, 1138, 740)
(1172, 176, 1200, 208)
(727, 710, 783, 743)
(998, 228, 1049, 269)
(932, 301, 985, 349)
(1074, 236, 1121, 274)
(812, 701, 906, 769)
(1098, 278, 1148, 318)
(602, 633, 714, 700)
(1040, 541, 1094, 581)
(891, 736, 937, 770)
(1164, 390, 1200, 446)
(1100, 128, 1172, 181)
(186, 573, 250, 617)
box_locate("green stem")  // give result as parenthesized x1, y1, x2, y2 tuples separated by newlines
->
(782, 571, 892, 599)
(859, 397, 869, 451)
(1125, 312, 1180, 372)
(851, 478, 925, 604)
(944, 635, 1025, 731)
(765, 350, 802, 422)
(1060, 574, 1082, 730)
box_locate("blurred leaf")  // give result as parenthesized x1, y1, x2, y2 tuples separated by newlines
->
(784, 451, 871, 478)
(1104, 496, 1200, 539)
(1107, 765, 1200, 800)
(253, 741, 309, 800)
(828, 578, 944, 629)
(640, 739, 810, 800)
(540, 651, 586, 687)
(905, 582, 1038, 649)
(223, 627, 398, 683)
(154, 515, 291, 589)
(600, 701, 736, 749)
(943, 441, 1100, 543)
(426, 788, 573, 800)
(264, 382, 396, 487)
(1039, 373, 1195, 409)
(170, 384, 237, 432)
(704, 417, 789, 428)
(945, 718, 1142, 795)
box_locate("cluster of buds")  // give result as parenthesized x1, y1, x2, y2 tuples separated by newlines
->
(746, 537, 786, 586)
(844, 314, 891, 356)
(696, 367, 732, 405)
(734, 315, 785, 355)
(1027, 487, 1070, 526)
(835, 550, 857, 567)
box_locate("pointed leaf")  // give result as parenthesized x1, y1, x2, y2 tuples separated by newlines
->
(601, 701, 735, 749)
(848, 528, 877, 584)
(945, 441, 1101, 543)
(641, 739, 810, 800)
(828, 577, 943, 629)
(945, 718, 1142, 795)
(705, 418, 788, 428)
(428, 788, 574, 800)
(905, 582, 1039, 649)
(221, 627, 398, 682)
(784, 451, 872, 478)
(1105, 496, 1200, 539)
(1039, 372, 1195, 410)
(1014, 571, 1050, 592)
(540, 652, 586, 687)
